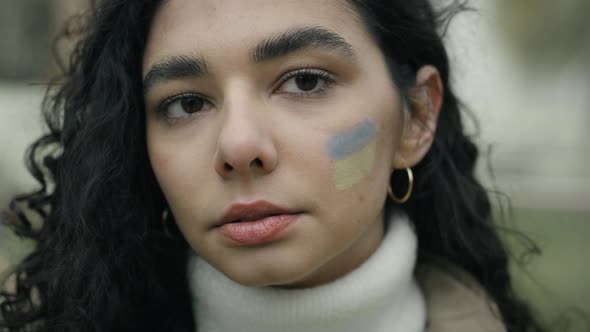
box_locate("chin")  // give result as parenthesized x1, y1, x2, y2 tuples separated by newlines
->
(222, 260, 317, 288)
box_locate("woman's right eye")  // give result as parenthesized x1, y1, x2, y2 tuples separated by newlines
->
(157, 93, 212, 122)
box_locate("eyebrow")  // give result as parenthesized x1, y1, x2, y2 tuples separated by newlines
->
(143, 55, 209, 92)
(143, 26, 357, 94)
(250, 26, 357, 64)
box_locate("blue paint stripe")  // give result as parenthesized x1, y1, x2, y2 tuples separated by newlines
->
(327, 120, 375, 160)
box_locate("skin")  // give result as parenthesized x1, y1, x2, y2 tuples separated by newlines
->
(143, 0, 442, 289)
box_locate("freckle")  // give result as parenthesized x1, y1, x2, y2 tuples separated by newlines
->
(358, 195, 364, 203)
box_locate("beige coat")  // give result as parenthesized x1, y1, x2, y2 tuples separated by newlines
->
(417, 264, 507, 332)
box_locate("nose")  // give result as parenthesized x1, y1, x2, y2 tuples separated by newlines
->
(214, 98, 278, 180)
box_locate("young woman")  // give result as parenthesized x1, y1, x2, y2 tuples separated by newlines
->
(1, 0, 544, 331)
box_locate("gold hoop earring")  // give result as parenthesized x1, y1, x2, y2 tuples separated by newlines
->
(388, 168, 414, 204)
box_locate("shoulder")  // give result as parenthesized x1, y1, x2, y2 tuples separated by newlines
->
(415, 263, 507, 332)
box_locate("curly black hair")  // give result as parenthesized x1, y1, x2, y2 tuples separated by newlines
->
(1, 0, 545, 331)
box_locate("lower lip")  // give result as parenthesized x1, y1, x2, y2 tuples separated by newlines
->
(218, 214, 300, 245)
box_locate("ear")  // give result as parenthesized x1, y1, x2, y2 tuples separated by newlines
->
(392, 65, 443, 169)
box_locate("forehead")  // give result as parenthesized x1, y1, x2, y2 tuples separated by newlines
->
(143, 0, 366, 71)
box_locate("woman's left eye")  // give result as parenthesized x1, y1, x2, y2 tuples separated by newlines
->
(275, 69, 337, 97)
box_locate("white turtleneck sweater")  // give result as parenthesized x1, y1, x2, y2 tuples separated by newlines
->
(187, 213, 426, 332)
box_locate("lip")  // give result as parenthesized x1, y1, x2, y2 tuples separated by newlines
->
(212, 200, 302, 245)
(213, 200, 299, 229)
(218, 213, 301, 245)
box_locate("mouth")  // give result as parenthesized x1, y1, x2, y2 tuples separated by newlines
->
(212, 200, 301, 229)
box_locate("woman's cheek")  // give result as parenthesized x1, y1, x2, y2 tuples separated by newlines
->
(149, 140, 197, 206)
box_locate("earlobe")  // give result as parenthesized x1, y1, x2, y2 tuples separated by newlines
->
(392, 65, 443, 169)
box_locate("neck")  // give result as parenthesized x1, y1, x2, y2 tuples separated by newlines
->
(188, 212, 425, 332)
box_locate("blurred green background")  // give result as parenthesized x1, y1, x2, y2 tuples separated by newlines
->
(1, 0, 589, 330)
(506, 210, 590, 330)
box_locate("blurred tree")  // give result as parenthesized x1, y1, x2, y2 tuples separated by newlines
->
(0, 0, 53, 80)
(0, 0, 88, 81)
(495, 0, 590, 68)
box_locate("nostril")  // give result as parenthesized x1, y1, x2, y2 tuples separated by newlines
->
(251, 158, 263, 168)
(224, 163, 233, 172)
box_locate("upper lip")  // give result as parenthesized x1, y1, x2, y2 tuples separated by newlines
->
(213, 200, 298, 228)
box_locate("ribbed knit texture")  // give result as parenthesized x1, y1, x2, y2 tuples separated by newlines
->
(188, 213, 425, 332)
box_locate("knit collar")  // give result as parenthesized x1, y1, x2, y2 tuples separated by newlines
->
(187, 213, 426, 332)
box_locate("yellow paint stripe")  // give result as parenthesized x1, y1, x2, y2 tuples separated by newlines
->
(333, 140, 376, 191)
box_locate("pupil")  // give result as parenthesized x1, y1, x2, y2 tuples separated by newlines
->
(181, 97, 203, 113)
(295, 75, 318, 91)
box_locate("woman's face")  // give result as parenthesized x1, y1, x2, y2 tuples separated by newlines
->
(143, 0, 413, 288)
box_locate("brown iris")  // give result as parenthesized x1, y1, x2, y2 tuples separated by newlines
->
(295, 75, 319, 91)
(180, 97, 204, 114)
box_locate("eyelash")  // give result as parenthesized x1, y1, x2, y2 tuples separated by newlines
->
(155, 68, 337, 121)
(157, 92, 207, 114)
(275, 68, 337, 97)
